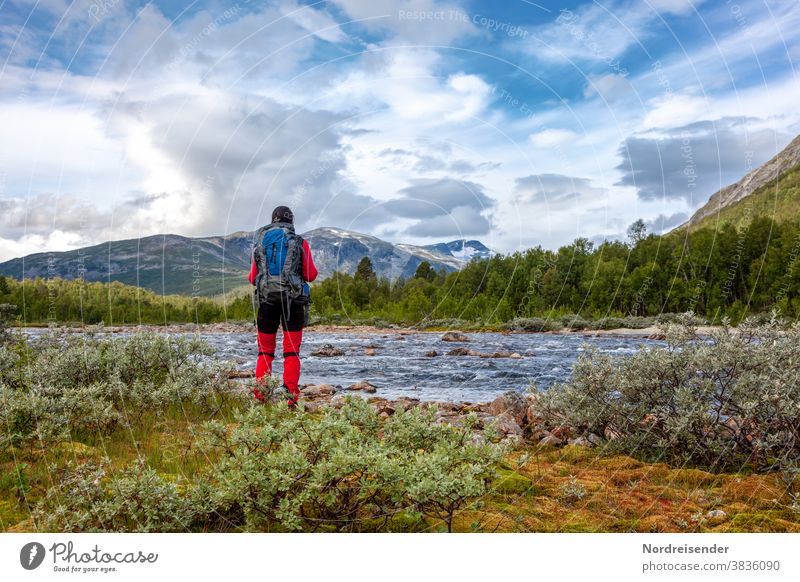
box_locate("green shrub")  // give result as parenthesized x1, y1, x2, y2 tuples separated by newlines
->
(196, 398, 502, 532)
(538, 314, 800, 473)
(0, 331, 240, 452)
(34, 462, 193, 532)
(504, 318, 560, 332)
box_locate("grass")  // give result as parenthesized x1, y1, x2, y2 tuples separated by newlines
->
(686, 162, 800, 233)
(3, 411, 798, 533)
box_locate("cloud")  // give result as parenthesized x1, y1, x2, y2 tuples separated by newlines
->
(384, 177, 494, 237)
(526, 0, 704, 64)
(583, 73, 632, 101)
(388, 178, 494, 217)
(529, 129, 579, 148)
(645, 211, 689, 233)
(329, 0, 478, 43)
(616, 117, 792, 204)
(515, 173, 606, 206)
(405, 205, 491, 237)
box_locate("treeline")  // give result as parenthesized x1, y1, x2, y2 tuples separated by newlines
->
(312, 217, 800, 325)
(0, 276, 254, 325)
(2, 216, 799, 326)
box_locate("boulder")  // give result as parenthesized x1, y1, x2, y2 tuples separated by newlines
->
(568, 436, 593, 447)
(446, 347, 478, 356)
(348, 380, 378, 393)
(538, 432, 565, 447)
(393, 397, 421, 411)
(441, 332, 470, 342)
(490, 412, 523, 437)
(487, 391, 528, 425)
(424, 350, 439, 357)
(301, 384, 336, 399)
(478, 351, 524, 359)
(705, 509, 728, 524)
(587, 433, 604, 446)
(364, 347, 377, 356)
(311, 344, 345, 357)
(330, 394, 348, 408)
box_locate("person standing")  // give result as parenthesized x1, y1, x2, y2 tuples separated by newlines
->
(248, 205, 318, 405)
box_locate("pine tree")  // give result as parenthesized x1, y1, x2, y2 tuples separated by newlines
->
(413, 261, 435, 281)
(355, 256, 377, 283)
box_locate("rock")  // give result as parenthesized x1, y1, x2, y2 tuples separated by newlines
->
(568, 436, 592, 447)
(436, 415, 467, 428)
(364, 347, 377, 356)
(705, 509, 727, 524)
(471, 433, 487, 445)
(550, 425, 572, 439)
(226, 370, 255, 379)
(348, 380, 378, 393)
(393, 397, 421, 411)
(302, 400, 327, 413)
(538, 432, 565, 446)
(311, 344, 345, 357)
(487, 391, 528, 425)
(476, 351, 524, 359)
(446, 347, 478, 356)
(441, 332, 469, 342)
(587, 433, 604, 446)
(301, 383, 336, 399)
(424, 350, 439, 357)
(604, 425, 622, 440)
(490, 412, 524, 437)
(330, 394, 347, 408)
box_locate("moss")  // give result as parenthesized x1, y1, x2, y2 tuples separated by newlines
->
(491, 469, 539, 495)
(664, 467, 721, 488)
(0, 500, 27, 532)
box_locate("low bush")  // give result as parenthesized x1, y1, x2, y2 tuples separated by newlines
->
(196, 398, 503, 532)
(34, 461, 194, 532)
(0, 331, 240, 452)
(34, 398, 503, 532)
(537, 314, 800, 474)
(504, 318, 561, 332)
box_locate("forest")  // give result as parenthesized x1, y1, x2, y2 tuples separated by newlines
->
(1, 217, 799, 327)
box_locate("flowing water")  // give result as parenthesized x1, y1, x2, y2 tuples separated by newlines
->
(23, 328, 664, 402)
(210, 330, 663, 402)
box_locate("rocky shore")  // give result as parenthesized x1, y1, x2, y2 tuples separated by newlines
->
(19, 321, 723, 339)
(292, 382, 587, 448)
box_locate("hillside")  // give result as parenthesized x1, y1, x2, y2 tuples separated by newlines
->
(683, 133, 800, 231)
(0, 228, 489, 297)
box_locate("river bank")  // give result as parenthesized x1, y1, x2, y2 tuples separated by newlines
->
(15, 321, 724, 339)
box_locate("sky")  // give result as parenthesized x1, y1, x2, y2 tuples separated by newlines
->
(0, 0, 799, 261)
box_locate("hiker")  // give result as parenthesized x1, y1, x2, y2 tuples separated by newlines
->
(249, 205, 318, 405)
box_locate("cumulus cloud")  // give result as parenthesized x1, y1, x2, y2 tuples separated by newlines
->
(645, 211, 689, 233)
(515, 173, 606, 206)
(616, 117, 792, 204)
(385, 178, 494, 237)
(529, 129, 579, 148)
(526, 0, 704, 64)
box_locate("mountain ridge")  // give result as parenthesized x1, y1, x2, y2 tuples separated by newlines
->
(680, 133, 800, 230)
(0, 227, 492, 297)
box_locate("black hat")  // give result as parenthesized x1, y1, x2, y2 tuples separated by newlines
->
(271, 205, 294, 224)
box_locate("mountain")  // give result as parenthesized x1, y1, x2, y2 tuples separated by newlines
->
(423, 239, 493, 262)
(0, 227, 489, 297)
(682, 133, 800, 231)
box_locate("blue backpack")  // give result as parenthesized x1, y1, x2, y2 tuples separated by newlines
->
(253, 222, 307, 304)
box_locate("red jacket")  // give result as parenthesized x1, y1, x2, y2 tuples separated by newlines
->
(249, 238, 318, 285)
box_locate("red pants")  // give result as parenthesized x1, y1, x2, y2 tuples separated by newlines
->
(254, 301, 304, 405)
